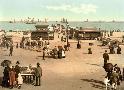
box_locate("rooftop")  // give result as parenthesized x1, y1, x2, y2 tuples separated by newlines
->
(35, 25, 49, 29)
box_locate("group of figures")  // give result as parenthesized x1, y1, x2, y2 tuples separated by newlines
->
(50, 46, 66, 59)
(109, 45, 121, 54)
(19, 36, 48, 50)
(2, 61, 22, 89)
(2, 61, 42, 89)
(0, 37, 14, 56)
(103, 50, 123, 90)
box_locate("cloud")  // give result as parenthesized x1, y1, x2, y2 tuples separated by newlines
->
(46, 4, 98, 14)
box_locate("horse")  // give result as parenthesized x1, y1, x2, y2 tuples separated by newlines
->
(104, 63, 122, 90)
(104, 63, 113, 73)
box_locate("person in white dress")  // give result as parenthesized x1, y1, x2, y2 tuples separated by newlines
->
(17, 73, 23, 89)
(62, 50, 65, 58)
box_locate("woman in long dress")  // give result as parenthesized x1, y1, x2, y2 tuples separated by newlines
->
(9, 66, 16, 88)
(62, 50, 65, 58)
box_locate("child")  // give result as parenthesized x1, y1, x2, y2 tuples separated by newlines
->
(17, 73, 23, 89)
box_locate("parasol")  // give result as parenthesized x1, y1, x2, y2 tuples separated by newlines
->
(1, 60, 11, 67)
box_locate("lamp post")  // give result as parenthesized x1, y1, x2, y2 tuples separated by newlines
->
(66, 23, 69, 47)
(76, 27, 79, 44)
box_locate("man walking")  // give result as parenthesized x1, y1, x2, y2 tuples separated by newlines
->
(9, 45, 13, 56)
(42, 47, 46, 60)
(103, 50, 109, 67)
(117, 46, 121, 54)
(35, 62, 42, 86)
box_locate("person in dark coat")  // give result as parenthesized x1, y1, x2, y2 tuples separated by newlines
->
(67, 42, 70, 51)
(6, 42, 9, 49)
(117, 46, 121, 54)
(15, 61, 20, 83)
(64, 45, 67, 51)
(42, 47, 46, 60)
(2, 65, 10, 87)
(109, 45, 114, 54)
(16, 43, 18, 48)
(61, 36, 63, 42)
(9, 45, 13, 56)
(35, 63, 42, 86)
(88, 48, 92, 54)
(77, 41, 81, 49)
(103, 50, 109, 67)
(58, 49, 62, 59)
(53, 46, 58, 59)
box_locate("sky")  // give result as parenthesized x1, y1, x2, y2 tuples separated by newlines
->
(0, 0, 124, 21)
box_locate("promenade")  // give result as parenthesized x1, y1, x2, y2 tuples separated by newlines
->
(0, 33, 124, 90)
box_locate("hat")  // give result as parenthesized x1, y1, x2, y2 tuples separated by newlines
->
(114, 64, 117, 67)
(37, 62, 40, 65)
(16, 61, 20, 64)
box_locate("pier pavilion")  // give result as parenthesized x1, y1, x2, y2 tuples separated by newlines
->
(31, 25, 54, 40)
(77, 28, 102, 40)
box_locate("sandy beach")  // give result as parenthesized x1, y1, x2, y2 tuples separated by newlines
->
(0, 32, 124, 90)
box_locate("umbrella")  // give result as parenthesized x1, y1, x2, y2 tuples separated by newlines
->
(1, 60, 11, 67)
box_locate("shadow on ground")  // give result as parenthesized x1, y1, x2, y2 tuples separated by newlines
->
(86, 63, 101, 67)
(83, 53, 88, 54)
(81, 79, 105, 89)
(0, 76, 3, 86)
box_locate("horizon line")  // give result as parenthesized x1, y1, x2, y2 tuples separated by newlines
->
(0, 20, 124, 22)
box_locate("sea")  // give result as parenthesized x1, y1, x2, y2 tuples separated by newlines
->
(0, 21, 124, 31)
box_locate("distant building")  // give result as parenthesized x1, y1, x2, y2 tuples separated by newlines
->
(31, 25, 54, 40)
(77, 28, 102, 40)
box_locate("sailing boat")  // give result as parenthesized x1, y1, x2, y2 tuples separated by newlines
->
(61, 18, 68, 23)
(26, 17, 36, 24)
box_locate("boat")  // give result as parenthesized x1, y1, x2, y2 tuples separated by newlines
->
(61, 18, 68, 23)
(9, 21, 13, 23)
(9, 19, 16, 23)
(25, 22, 36, 24)
(25, 17, 36, 24)
(84, 19, 88, 22)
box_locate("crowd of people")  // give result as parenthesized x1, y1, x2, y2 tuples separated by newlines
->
(2, 61, 22, 89)
(19, 36, 48, 50)
(2, 61, 42, 89)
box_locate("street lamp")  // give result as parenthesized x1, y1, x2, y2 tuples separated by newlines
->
(66, 23, 69, 47)
(76, 27, 79, 44)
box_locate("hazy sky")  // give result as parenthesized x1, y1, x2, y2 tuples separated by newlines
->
(0, 0, 124, 21)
